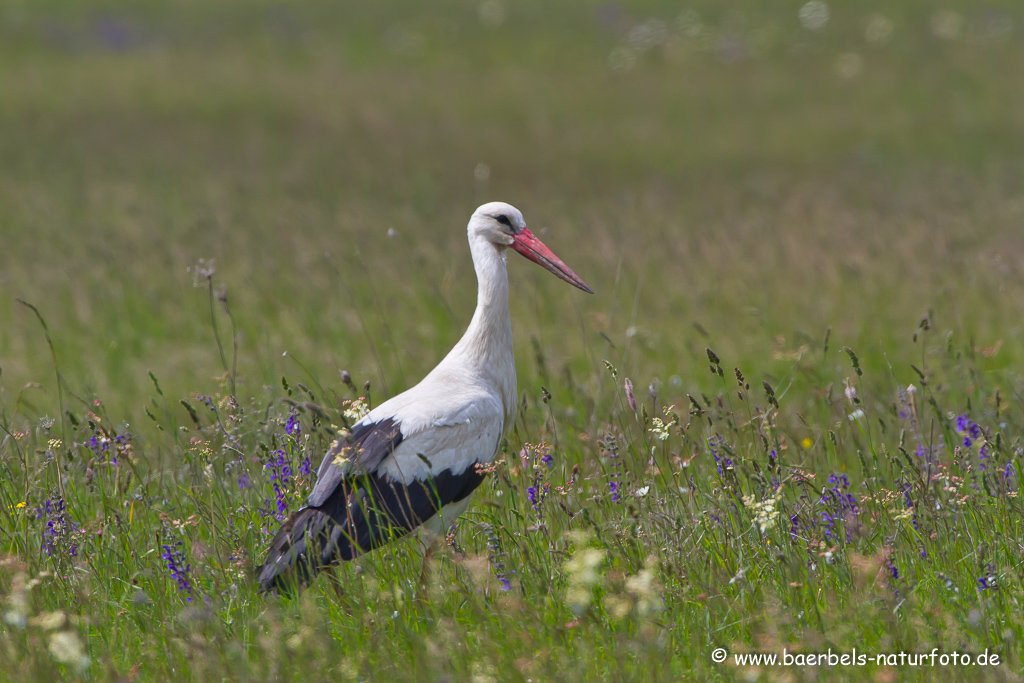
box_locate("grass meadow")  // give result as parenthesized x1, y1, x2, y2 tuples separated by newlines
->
(3, 0, 1024, 680)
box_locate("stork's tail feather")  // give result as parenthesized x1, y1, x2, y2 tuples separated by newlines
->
(257, 507, 338, 596)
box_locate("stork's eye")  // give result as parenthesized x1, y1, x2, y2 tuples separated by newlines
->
(495, 215, 513, 229)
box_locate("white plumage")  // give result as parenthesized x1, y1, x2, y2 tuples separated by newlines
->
(258, 201, 591, 594)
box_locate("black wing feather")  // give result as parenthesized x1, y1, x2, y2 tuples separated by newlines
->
(257, 417, 488, 595)
(308, 417, 403, 507)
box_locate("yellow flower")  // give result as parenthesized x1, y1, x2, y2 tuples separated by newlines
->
(801, 437, 813, 449)
(8, 502, 26, 510)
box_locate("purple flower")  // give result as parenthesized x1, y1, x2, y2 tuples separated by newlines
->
(299, 456, 312, 477)
(265, 450, 293, 520)
(886, 556, 899, 581)
(978, 576, 996, 591)
(38, 496, 79, 558)
(609, 480, 621, 503)
(483, 523, 512, 592)
(527, 484, 547, 508)
(956, 415, 984, 449)
(819, 474, 859, 542)
(161, 542, 194, 601)
(285, 413, 300, 437)
(238, 471, 251, 489)
(1000, 462, 1015, 491)
(541, 453, 553, 468)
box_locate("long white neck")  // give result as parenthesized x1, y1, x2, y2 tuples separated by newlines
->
(433, 232, 517, 413)
(457, 233, 513, 363)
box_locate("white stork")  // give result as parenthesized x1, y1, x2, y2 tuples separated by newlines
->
(258, 202, 592, 594)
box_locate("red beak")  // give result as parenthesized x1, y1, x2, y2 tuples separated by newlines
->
(509, 228, 593, 294)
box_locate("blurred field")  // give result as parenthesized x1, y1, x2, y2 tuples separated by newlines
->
(3, 1, 1024, 681)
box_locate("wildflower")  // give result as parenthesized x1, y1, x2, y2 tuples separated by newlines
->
(979, 443, 990, 471)
(265, 450, 293, 520)
(2, 571, 32, 628)
(886, 556, 899, 580)
(47, 630, 90, 671)
(189, 258, 216, 284)
(564, 546, 607, 615)
(624, 378, 636, 412)
(160, 541, 194, 601)
(600, 429, 623, 503)
(743, 492, 781, 532)
(37, 497, 79, 558)
(299, 456, 312, 477)
(636, 486, 650, 497)
(624, 556, 664, 617)
(343, 398, 369, 422)
(999, 462, 1015, 492)
(649, 417, 670, 441)
(285, 412, 300, 437)
(819, 474, 859, 542)
(31, 610, 67, 631)
(978, 576, 997, 591)
(482, 523, 512, 591)
(789, 513, 802, 540)
(238, 471, 251, 489)
(708, 435, 733, 476)
(955, 414, 983, 448)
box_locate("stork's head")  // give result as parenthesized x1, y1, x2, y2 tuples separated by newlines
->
(469, 201, 593, 294)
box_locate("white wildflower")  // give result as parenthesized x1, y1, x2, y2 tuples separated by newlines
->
(48, 630, 90, 671)
(742, 493, 781, 533)
(649, 417, 670, 441)
(31, 610, 67, 631)
(343, 398, 369, 421)
(564, 547, 607, 615)
(624, 556, 664, 617)
(2, 571, 31, 629)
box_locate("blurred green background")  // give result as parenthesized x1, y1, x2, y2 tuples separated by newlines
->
(1, 0, 1023, 415)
